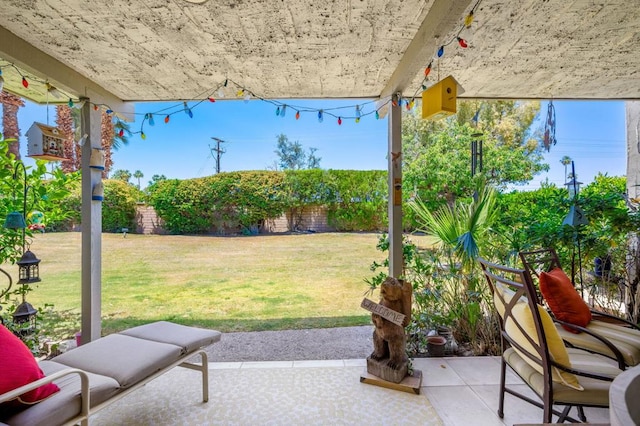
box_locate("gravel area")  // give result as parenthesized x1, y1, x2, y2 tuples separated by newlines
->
(204, 325, 374, 362)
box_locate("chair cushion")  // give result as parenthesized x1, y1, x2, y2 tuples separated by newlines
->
(0, 325, 59, 415)
(505, 302, 583, 390)
(119, 321, 221, 354)
(556, 319, 640, 367)
(53, 334, 182, 388)
(539, 267, 592, 332)
(2, 361, 120, 426)
(504, 347, 620, 406)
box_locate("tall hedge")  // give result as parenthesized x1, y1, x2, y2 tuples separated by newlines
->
(148, 170, 388, 234)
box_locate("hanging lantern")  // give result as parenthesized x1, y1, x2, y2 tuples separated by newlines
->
(17, 250, 41, 284)
(13, 300, 37, 335)
(4, 211, 26, 229)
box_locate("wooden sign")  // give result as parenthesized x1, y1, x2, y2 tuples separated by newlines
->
(361, 298, 405, 326)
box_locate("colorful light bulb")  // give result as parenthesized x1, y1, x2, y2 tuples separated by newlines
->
(457, 37, 468, 48)
(437, 46, 444, 57)
(68, 99, 74, 107)
(318, 110, 323, 123)
(337, 117, 342, 125)
(355, 105, 361, 119)
(276, 106, 281, 116)
(208, 97, 215, 102)
(424, 63, 432, 77)
(93, 104, 99, 111)
(148, 114, 155, 126)
(236, 89, 244, 97)
(21, 76, 28, 88)
(218, 88, 225, 98)
(106, 108, 113, 114)
(141, 131, 146, 140)
(465, 11, 474, 28)
(118, 128, 124, 137)
(280, 105, 286, 117)
(295, 111, 300, 120)
(355, 117, 360, 124)
(164, 115, 170, 124)
(244, 93, 251, 102)
(375, 110, 379, 120)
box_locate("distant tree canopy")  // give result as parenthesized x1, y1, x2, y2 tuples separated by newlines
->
(402, 100, 548, 211)
(274, 133, 321, 170)
(111, 169, 132, 183)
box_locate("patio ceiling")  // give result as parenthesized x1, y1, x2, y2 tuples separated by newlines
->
(0, 0, 639, 109)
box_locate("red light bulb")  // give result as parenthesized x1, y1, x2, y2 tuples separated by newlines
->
(457, 37, 468, 48)
(164, 115, 170, 124)
(337, 117, 342, 125)
(118, 129, 124, 137)
(295, 111, 300, 120)
(21, 77, 28, 88)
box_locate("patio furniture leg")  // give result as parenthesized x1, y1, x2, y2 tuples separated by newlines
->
(498, 356, 506, 418)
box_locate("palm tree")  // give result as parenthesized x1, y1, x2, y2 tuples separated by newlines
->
(0, 91, 25, 159)
(133, 170, 143, 189)
(560, 156, 572, 184)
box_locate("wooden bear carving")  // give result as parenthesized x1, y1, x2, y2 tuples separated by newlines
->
(370, 276, 412, 370)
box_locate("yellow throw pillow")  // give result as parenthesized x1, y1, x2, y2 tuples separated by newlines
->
(505, 302, 583, 391)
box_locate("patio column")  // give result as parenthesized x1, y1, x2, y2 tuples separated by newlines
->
(80, 100, 102, 343)
(388, 93, 403, 278)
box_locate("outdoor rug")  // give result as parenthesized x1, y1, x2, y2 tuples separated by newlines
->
(91, 363, 442, 425)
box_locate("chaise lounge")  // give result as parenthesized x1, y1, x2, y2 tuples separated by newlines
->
(0, 321, 221, 426)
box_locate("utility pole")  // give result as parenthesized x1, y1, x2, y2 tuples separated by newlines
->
(210, 137, 227, 174)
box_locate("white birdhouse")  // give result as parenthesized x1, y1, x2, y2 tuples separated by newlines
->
(26, 122, 67, 161)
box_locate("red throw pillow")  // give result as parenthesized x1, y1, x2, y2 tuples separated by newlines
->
(0, 324, 59, 414)
(539, 267, 592, 333)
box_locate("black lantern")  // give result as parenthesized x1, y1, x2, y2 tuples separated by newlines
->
(17, 250, 41, 284)
(12, 300, 37, 335)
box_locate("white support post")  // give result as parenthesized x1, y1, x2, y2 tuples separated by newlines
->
(388, 93, 403, 278)
(80, 100, 102, 343)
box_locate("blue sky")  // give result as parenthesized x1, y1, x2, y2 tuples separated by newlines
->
(15, 98, 627, 189)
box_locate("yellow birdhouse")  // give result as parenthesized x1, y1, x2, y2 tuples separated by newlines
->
(26, 122, 67, 161)
(421, 75, 460, 121)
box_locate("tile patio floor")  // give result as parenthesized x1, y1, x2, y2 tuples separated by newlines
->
(209, 356, 611, 425)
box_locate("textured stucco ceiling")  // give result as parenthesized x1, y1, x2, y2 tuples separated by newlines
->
(0, 0, 639, 106)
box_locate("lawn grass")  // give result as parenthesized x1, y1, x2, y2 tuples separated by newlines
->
(10, 232, 433, 337)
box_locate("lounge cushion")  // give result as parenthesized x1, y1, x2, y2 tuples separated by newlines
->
(0, 325, 59, 414)
(556, 319, 640, 367)
(119, 321, 221, 354)
(505, 302, 583, 390)
(53, 334, 182, 388)
(540, 267, 592, 332)
(2, 361, 120, 426)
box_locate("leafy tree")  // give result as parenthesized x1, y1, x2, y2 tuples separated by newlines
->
(274, 134, 321, 170)
(133, 170, 144, 189)
(111, 169, 131, 183)
(403, 100, 548, 214)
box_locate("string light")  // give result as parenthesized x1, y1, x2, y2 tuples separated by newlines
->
(140, 131, 146, 140)
(183, 102, 193, 118)
(118, 128, 124, 137)
(295, 111, 300, 120)
(164, 115, 170, 124)
(318, 110, 323, 123)
(424, 62, 432, 77)
(465, 11, 474, 27)
(148, 114, 155, 126)
(208, 97, 215, 102)
(276, 106, 281, 115)
(67, 99, 74, 107)
(280, 105, 286, 117)
(437, 46, 444, 57)
(337, 117, 342, 125)
(46, 83, 63, 99)
(457, 37, 468, 48)
(105, 108, 113, 114)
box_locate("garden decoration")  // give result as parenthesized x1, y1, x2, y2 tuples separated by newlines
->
(25, 122, 67, 161)
(360, 276, 422, 394)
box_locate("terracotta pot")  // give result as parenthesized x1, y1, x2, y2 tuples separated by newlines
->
(426, 335, 447, 357)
